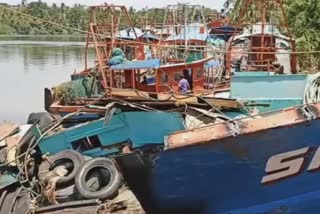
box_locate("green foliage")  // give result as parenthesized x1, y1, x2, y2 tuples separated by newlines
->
(285, 0, 320, 71)
(0, 2, 216, 35)
(0, 1, 89, 35)
(0, 23, 14, 34)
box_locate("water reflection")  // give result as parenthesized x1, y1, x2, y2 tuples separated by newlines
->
(0, 38, 95, 123)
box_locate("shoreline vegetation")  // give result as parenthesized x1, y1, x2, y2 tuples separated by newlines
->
(0, 34, 86, 37)
(0, 1, 216, 35)
(0, 0, 319, 70)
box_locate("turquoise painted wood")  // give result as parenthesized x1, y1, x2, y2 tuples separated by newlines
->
(231, 74, 308, 112)
(233, 71, 274, 76)
(38, 111, 185, 157)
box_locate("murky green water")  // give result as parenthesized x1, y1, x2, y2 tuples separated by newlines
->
(0, 36, 96, 123)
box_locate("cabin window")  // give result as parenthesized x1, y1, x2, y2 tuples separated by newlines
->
(161, 73, 169, 83)
(174, 72, 182, 82)
(71, 135, 102, 152)
(195, 68, 203, 79)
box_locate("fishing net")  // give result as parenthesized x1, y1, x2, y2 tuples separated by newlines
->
(53, 75, 99, 104)
(111, 48, 126, 58)
(109, 48, 128, 65)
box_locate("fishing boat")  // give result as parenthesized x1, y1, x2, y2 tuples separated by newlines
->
(121, 102, 320, 213)
(45, 4, 240, 120)
(207, 0, 320, 115)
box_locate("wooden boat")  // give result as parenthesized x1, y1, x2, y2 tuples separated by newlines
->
(44, 4, 240, 119)
(120, 102, 320, 213)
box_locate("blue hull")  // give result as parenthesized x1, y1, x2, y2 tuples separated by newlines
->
(129, 119, 320, 213)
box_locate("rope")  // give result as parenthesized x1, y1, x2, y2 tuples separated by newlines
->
(304, 72, 320, 104)
(1, 4, 320, 55)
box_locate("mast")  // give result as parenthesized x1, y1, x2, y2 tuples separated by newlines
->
(84, 4, 140, 88)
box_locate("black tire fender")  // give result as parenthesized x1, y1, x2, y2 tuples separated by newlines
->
(75, 157, 122, 199)
(38, 150, 85, 185)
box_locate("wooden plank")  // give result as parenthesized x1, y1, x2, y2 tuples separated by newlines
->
(35, 199, 100, 213)
(200, 97, 244, 109)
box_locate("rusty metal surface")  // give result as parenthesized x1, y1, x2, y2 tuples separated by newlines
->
(166, 103, 320, 149)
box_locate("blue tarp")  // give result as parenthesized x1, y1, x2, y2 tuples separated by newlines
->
(110, 59, 161, 70)
(205, 59, 220, 68)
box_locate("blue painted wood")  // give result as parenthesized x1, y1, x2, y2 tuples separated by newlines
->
(231, 75, 308, 99)
(231, 74, 308, 112)
(233, 71, 274, 76)
(138, 119, 320, 214)
(38, 111, 185, 156)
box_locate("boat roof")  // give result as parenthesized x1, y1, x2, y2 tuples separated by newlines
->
(165, 23, 208, 42)
(110, 57, 213, 71)
(110, 59, 161, 70)
(117, 27, 159, 40)
(160, 57, 213, 68)
(232, 23, 293, 42)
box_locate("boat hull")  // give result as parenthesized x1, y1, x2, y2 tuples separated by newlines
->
(127, 118, 320, 214)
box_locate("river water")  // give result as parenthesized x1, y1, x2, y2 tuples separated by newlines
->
(0, 36, 96, 123)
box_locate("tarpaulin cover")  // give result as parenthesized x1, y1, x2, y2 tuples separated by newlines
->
(205, 59, 220, 68)
(110, 59, 161, 70)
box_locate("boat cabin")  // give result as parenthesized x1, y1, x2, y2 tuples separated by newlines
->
(226, 23, 297, 75)
(109, 58, 212, 93)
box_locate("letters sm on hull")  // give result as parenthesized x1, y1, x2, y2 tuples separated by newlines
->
(127, 103, 320, 214)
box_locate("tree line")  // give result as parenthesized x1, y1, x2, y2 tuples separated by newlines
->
(0, 1, 89, 34)
(0, 1, 216, 35)
(0, 0, 319, 69)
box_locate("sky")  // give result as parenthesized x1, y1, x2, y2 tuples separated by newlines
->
(1, 0, 226, 10)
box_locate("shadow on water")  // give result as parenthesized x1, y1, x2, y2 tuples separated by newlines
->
(0, 36, 95, 123)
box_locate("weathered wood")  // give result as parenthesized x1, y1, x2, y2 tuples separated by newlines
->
(35, 186, 145, 214)
(36, 206, 100, 214)
(0, 190, 7, 208)
(200, 97, 244, 109)
(0, 187, 21, 214)
(12, 190, 31, 214)
(35, 199, 100, 213)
